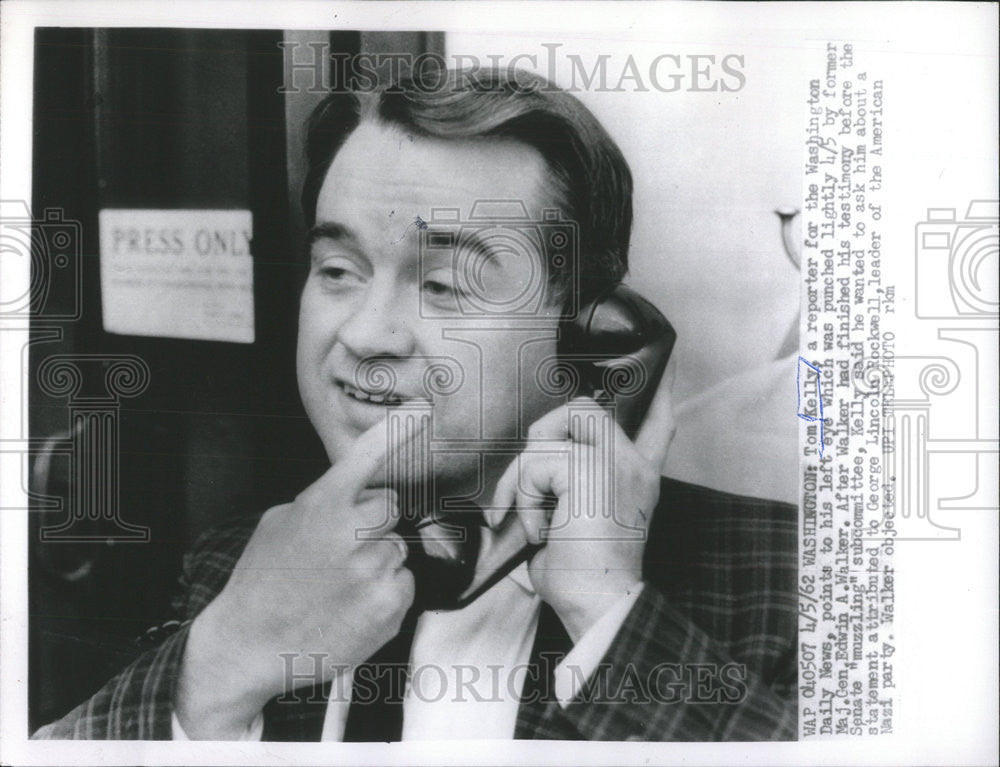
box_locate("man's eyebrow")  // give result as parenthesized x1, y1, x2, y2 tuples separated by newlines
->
(307, 221, 360, 248)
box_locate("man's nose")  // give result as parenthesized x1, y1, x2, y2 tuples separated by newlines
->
(337, 281, 416, 359)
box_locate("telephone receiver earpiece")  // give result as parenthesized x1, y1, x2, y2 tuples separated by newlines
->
(447, 284, 677, 609)
(558, 283, 677, 439)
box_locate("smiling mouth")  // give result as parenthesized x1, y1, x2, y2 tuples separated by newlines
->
(337, 380, 405, 406)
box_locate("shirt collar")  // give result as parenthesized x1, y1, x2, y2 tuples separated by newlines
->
(478, 524, 536, 596)
(506, 561, 535, 595)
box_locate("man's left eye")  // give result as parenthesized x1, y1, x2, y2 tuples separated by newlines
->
(422, 280, 455, 297)
(421, 277, 467, 309)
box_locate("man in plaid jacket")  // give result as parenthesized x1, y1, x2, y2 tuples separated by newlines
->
(33, 67, 797, 742)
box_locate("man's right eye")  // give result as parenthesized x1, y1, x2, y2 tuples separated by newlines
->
(312, 257, 365, 289)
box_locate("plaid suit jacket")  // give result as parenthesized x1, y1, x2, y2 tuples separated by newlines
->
(32, 477, 798, 741)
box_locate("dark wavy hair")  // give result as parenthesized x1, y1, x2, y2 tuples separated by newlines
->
(302, 67, 633, 307)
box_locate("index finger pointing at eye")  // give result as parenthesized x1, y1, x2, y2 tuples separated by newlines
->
(633, 355, 678, 470)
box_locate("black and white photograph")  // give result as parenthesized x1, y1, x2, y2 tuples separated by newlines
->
(1, 3, 996, 765)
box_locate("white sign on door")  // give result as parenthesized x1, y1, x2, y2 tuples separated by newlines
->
(99, 209, 255, 343)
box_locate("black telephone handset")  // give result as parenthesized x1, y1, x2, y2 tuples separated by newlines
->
(407, 285, 676, 610)
(558, 283, 677, 440)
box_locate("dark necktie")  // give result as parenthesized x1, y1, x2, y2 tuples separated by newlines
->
(342, 607, 419, 741)
(261, 609, 418, 742)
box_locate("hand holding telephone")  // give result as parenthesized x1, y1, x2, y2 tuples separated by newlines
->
(405, 284, 676, 611)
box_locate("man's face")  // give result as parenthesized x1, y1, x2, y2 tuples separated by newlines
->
(297, 121, 565, 488)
